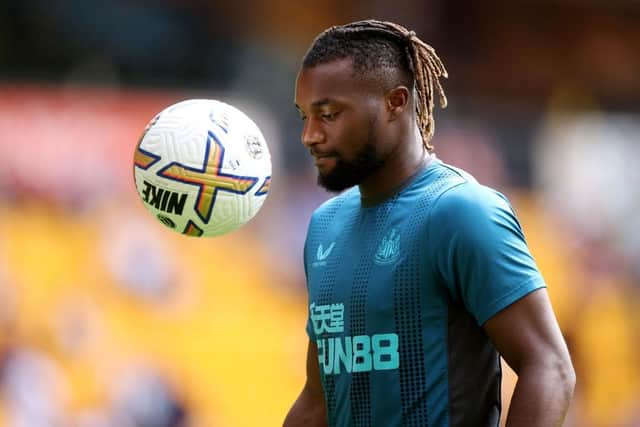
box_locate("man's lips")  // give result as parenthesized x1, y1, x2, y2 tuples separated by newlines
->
(313, 154, 336, 166)
(310, 149, 336, 159)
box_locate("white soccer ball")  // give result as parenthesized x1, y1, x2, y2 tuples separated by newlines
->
(133, 99, 272, 237)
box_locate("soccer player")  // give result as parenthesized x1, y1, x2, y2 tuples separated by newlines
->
(284, 20, 575, 427)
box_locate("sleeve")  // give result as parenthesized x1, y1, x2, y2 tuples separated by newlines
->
(427, 182, 546, 325)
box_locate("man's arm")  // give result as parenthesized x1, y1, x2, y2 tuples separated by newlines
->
(283, 340, 327, 427)
(484, 288, 575, 427)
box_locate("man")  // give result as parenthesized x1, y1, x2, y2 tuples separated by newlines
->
(284, 20, 575, 427)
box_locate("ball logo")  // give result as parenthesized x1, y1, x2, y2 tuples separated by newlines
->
(156, 214, 176, 229)
(245, 135, 265, 159)
(140, 180, 188, 215)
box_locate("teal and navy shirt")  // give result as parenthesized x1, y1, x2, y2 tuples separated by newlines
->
(303, 159, 545, 427)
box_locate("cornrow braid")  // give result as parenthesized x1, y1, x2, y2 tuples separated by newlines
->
(304, 20, 448, 151)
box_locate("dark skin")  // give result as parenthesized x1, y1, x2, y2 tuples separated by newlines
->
(285, 58, 575, 427)
(283, 341, 326, 427)
(484, 288, 576, 426)
(294, 58, 428, 198)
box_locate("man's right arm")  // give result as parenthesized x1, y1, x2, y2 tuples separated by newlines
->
(283, 340, 327, 426)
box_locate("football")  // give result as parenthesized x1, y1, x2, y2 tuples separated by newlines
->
(133, 99, 272, 237)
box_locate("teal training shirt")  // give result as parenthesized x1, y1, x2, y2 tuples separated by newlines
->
(303, 159, 546, 427)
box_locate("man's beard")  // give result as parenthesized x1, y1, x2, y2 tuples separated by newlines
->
(317, 121, 385, 193)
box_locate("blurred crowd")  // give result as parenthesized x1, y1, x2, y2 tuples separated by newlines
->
(1, 1, 639, 426)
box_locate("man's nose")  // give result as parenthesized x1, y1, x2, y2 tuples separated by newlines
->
(301, 118, 324, 148)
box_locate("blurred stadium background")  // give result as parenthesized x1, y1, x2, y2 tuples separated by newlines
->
(0, 1, 639, 426)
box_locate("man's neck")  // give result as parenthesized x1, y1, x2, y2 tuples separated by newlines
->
(359, 137, 431, 202)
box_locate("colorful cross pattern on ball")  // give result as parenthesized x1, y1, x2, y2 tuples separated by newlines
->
(134, 146, 161, 170)
(183, 220, 204, 237)
(157, 131, 259, 224)
(256, 176, 272, 196)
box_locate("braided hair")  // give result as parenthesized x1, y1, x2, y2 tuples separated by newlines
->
(302, 20, 448, 151)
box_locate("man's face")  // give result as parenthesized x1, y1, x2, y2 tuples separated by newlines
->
(294, 59, 387, 192)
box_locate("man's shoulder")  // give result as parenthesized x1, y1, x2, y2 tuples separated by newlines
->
(427, 160, 510, 215)
(424, 163, 518, 247)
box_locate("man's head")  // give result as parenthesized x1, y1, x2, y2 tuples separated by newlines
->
(294, 20, 448, 192)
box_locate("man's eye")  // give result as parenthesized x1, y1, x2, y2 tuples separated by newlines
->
(300, 115, 307, 121)
(321, 112, 339, 121)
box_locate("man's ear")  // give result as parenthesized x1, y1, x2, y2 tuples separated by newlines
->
(385, 86, 411, 121)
